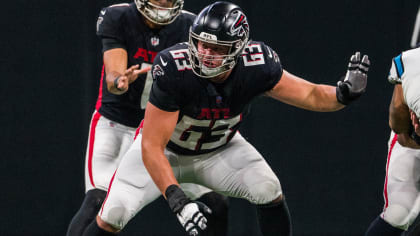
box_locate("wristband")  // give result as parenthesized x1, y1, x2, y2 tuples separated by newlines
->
(165, 184, 190, 213)
(113, 76, 124, 91)
(336, 83, 350, 105)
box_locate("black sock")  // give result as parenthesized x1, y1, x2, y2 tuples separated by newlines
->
(66, 189, 107, 236)
(365, 216, 404, 236)
(256, 198, 292, 236)
(82, 218, 116, 236)
(196, 192, 229, 236)
(405, 214, 420, 236)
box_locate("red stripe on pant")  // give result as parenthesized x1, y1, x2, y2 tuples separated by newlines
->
(383, 133, 398, 211)
(100, 170, 117, 217)
(95, 65, 105, 111)
(88, 111, 102, 188)
(134, 119, 144, 140)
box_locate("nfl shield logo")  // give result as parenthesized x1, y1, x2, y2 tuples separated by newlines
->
(151, 36, 159, 46)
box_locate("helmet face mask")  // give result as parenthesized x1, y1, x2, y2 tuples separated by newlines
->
(189, 31, 245, 78)
(135, 0, 184, 25)
(188, 2, 249, 79)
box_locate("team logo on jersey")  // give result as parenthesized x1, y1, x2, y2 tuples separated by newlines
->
(228, 11, 249, 37)
(152, 64, 164, 79)
(151, 36, 160, 46)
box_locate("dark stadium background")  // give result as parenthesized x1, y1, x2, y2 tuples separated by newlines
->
(1, 0, 419, 235)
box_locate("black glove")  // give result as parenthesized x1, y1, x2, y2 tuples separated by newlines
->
(336, 52, 370, 105)
(166, 185, 212, 236)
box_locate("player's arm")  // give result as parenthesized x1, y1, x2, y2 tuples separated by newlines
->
(141, 102, 179, 194)
(389, 85, 420, 148)
(389, 84, 410, 133)
(103, 47, 149, 95)
(103, 47, 128, 94)
(267, 52, 370, 111)
(97, 6, 149, 95)
(141, 102, 211, 235)
(266, 70, 344, 111)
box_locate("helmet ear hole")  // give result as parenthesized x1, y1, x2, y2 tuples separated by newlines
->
(135, 0, 184, 25)
(188, 2, 249, 78)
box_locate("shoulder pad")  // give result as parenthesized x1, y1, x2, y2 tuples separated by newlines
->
(101, 3, 130, 17)
(96, 3, 131, 39)
(242, 41, 266, 66)
(241, 41, 280, 66)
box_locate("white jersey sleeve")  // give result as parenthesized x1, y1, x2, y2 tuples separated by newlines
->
(400, 47, 420, 118)
(387, 56, 402, 84)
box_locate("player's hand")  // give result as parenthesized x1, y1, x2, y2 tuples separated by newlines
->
(114, 65, 151, 93)
(176, 201, 212, 236)
(410, 111, 420, 136)
(165, 185, 212, 236)
(125, 64, 151, 83)
(336, 52, 370, 105)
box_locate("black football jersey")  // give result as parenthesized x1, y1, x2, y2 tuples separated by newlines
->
(149, 41, 283, 155)
(95, 3, 195, 127)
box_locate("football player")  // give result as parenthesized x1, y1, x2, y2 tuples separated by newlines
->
(365, 46, 420, 236)
(366, 5, 420, 234)
(83, 1, 369, 235)
(66, 1, 228, 236)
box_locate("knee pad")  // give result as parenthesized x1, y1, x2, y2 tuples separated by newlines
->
(100, 207, 129, 230)
(383, 204, 416, 230)
(248, 179, 282, 205)
(99, 197, 134, 230)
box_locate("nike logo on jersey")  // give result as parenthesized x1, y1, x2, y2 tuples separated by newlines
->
(101, 10, 106, 15)
(160, 57, 168, 66)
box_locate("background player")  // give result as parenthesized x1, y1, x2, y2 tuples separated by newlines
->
(365, 4, 420, 234)
(66, 1, 228, 235)
(365, 47, 420, 236)
(82, 2, 370, 236)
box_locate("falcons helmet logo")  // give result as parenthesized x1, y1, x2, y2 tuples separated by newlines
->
(228, 11, 249, 37)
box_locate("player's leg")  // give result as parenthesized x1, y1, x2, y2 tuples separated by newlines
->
(366, 216, 404, 236)
(366, 132, 420, 235)
(67, 112, 136, 236)
(181, 183, 229, 236)
(67, 189, 107, 236)
(83, 135, 162, 235)
(256, 196, 291, 236)
(187, 133, 291, 236)
(406, 215, 420, 235)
